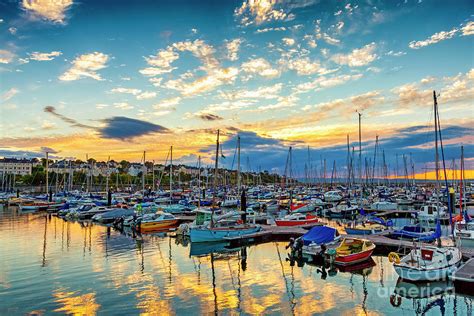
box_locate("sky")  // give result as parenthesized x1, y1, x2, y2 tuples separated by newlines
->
(0, 0, 473, 178)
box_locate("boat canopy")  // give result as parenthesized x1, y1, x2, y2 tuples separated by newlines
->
(301, 226, 338, 246)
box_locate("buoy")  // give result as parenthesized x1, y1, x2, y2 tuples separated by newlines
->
(388, 252, 401, 264)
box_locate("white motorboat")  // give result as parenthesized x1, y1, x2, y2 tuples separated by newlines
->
(454, 221, 474, 248)
(371, 201, 397, 211)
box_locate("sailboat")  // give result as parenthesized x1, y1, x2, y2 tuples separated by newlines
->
(189, 130, 261, 243)
(391, 91, 463, 282)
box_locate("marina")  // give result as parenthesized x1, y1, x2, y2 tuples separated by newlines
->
(1, 0, 473, 315)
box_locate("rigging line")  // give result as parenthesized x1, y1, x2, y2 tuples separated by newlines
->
(274, 242, 296, 316)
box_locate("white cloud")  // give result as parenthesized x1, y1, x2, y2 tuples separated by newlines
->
(0, 50, 15, 64)
(461, 21, 474, 36)
(8, 27, 17, 35)
(315, 20, 340, 45)
(409, 21, 473, 49)
(41, 120, 56, 130)
(154, 110, 172, 117)
(226, 38, 242, 61)
(29, 51, 62, 61)
(164, 67, 238, 96)
(140, 46, 179, 76)
(332, 42, 377, 67)
(294, 73, 363, 94)
(96, 104, 109, 109)
(287, 58, 321, 75)
(173, 39, 218, 71)
(241, 57, 279, 78)
(21, 0, 73, 24)
(234, 0, 291, 26)
(59, 52, 109, 81)
(113, 102, 133, 110)
(255, 27, 286, 33)
(257, 95, 299, 111)
(153, 97, 181, 109)
(110, 87, 141, 95)
(409, 29, 458, 49)
(222, 83, 282, 100)
(2, 88, 19, 101)
(136, 91, 156, 100)
(386, 50, 406, 57)
(282, 37, 295, 46)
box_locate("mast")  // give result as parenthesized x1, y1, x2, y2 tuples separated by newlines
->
(460, 146, 464, 214)
(372, 135, 378, 185)
(346, 134, 351, 188)
(142, 151, 146, 194)
(237, 135, 241, 194)
(46, 151, 49, 196)
(433, 91, 441, 247)
(152, 160, 155, 192)
(211, 130, 220, 228)
(358, 111, 362, 185)
(198, 156, 201, 208)
(170, 146, 173, 204)
(106, 156, 110, 193)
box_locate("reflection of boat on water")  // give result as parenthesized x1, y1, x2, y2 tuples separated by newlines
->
(394, 278, 454, 299)
(189, 241, 240, 257)
(337, 257, 376, 276)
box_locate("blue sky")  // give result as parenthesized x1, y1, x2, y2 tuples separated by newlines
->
(0, 0, 473, 176)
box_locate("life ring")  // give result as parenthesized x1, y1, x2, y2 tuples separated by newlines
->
(390, 294, 402, 307)
(388, 252, 401, 264)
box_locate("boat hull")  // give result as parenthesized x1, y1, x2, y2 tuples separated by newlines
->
(394, 262, 461, 282)
(335, 249, 374, 266)
(190, 226, 261, 243)
(139, 219, 179, 232)
(345, 228, 383, 235)
(275, 218, 319, 227)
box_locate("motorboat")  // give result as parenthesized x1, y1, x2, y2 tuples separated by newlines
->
(92, 208, 135, 224)
(454, 220, 474, 248)
(138, 212, 179, 232)
(333, 238, 375, 266)
(324, 191, 342, 202)
(275, 213, 319, 227)
(301, 225, 341, 257)
(344, 222, 387, 235)
(371, 201, 397, 211)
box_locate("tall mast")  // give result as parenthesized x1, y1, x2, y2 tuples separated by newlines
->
(433, 91, 441, 247)
(460, 146, 464, 214)
(237, 135, 241, 194)
(170, 146, 173, 204)
(106, 156, 110, 192)
(45, 151, 49, 196)
(198, 155, 201, 208)
(347, 134, 351, 188)
(358, 111, 362, 184)
(142, 151, 146, 194)
(152, 160, 155, 192)
(211, 130, 220, 227)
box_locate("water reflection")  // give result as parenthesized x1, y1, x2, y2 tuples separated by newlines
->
(53, 290, 100, 315)
(0, 206, 472, 315)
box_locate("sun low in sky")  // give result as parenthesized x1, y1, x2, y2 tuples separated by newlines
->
(0, 0, 473, 178)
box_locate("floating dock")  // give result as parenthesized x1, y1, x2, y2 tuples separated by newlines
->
(224, 224, 474, 259)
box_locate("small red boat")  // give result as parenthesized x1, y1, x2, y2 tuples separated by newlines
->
(334, 238, 375, 265)
(275, 213, 319, 226)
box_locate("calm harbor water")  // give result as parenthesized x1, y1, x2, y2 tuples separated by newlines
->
(0, 206, 472, 315)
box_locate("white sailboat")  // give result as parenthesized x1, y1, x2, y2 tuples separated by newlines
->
(189, 131, 261, 243)
(391, 91, 462, 282)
